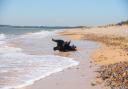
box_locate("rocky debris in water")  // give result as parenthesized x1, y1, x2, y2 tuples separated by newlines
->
(97, 61, 128, 89)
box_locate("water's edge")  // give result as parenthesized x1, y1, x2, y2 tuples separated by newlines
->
(0, 30, 79, 89)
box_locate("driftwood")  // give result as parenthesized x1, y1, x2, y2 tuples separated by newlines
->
(52, 38, 77, 52)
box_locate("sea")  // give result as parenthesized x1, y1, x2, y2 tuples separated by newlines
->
(0, 27, 79, 89)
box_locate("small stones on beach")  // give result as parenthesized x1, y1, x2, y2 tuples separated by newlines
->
(81, 74, 85, 77)
(91, 78, 102, 86)
(89, 65, 92, 68)
(90, 61, 93, 63)
(76, 67, 80, 70)
(91, 81, 97, 86)
(55, 83, 59, 85)
(97, 61, 128, 89)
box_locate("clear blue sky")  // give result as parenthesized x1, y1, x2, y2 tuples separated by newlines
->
(0, 0, 128, 26)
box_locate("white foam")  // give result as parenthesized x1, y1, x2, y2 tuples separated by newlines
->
(0, 34, 6, 40)
(20, 30, 54, 39)
(0, 30, 79, 89)
(0, 34, 6, 45)
(0, 53, 79, 89)
(0, 46, 22, 54)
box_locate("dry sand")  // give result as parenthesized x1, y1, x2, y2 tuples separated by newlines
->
(60, 25, 128, 65)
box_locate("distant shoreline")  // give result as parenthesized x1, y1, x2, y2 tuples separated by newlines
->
(0, 25, 87, 29)
(0, 20, 128, 29)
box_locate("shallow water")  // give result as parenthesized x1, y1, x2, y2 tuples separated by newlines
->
(0, 29, 79, 89)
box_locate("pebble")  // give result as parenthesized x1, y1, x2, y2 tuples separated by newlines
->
(97, 61, 128, 89)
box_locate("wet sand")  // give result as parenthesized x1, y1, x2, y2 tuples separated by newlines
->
(13, 35, 108, 89)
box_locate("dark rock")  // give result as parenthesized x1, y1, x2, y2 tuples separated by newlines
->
(52, 38, 77, 52)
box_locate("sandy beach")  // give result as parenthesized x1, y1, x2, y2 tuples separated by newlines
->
(16, 25, 128, 89)
(1, 1, 127, 89)
(59, 25, 128, 65)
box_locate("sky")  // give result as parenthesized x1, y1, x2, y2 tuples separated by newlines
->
(0, 0, 128, 26)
